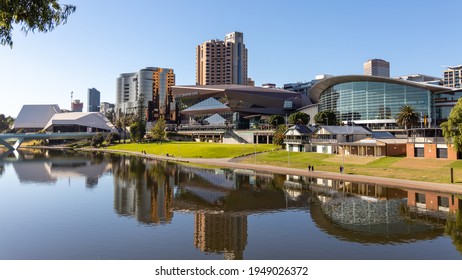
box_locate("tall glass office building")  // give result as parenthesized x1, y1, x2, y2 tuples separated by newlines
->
(310, 75, 455, 129)
(87, 88, 101, 112)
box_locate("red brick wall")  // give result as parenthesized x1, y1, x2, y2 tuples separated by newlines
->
(447, 144, 459, 160)
(424, 144, 437, 159)
(406, 143, 415, 157)
(386, 144, 406, 156)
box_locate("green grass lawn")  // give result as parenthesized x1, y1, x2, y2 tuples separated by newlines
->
(105, 142, 462, 184)
(107, 141, 277, 158)
(241, 151, 462, 184)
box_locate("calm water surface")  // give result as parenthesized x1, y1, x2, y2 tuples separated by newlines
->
(0, 149, 461, 260)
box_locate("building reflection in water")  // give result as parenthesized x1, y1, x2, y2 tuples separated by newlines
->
(6, 149, 110, 187)
(111, 155, 310, 259)
(112, 156, 174, 224)
(107, 153, 462, 257)
(194, 212, 247, 260)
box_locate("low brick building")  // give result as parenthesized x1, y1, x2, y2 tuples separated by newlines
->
(406, 128, 460, 160)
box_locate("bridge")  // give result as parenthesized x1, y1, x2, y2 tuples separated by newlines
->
(0, 132, 102, 150)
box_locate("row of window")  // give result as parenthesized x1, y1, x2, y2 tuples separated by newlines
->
(319, 81, 431, 122)
(415, 193, 450, 208)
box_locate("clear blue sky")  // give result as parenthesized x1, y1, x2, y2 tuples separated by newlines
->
(1, 0, 461, 117)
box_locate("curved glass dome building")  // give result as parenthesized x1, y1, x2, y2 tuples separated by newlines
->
(309, 75, 453, 129)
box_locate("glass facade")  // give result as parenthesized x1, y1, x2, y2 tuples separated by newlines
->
(318, 81, 432, 128)
(434, 91, 462, 124)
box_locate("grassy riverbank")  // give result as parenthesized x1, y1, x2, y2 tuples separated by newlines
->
(239, 150, 462, 184)
(107, 142, 277, 158)
(103, 142, 462, 184)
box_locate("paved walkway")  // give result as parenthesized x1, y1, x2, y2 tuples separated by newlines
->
(83, 148, 462, 195)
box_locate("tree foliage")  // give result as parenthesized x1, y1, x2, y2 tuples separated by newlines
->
(445, 210, 462, 254)
(128, 95, 146, 143)
(105, 132, 120, 145)
(267, 115, 285, 127)
(442, 98, 462, 152)
(129, 121, 146, 143)
(151, 116, 166, 141)
(272, 124, 287, 146)
(1, 0, 76, 47)
(288, 112, 310, 125)
(396, 105, 420, 130)
(91, 133, 104, 148)
(314, 110, 337, 125)
(0, 114, 14, 132)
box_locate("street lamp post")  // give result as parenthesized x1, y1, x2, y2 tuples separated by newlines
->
(254, 143, 257, 164)
(286, 135, 290, 167)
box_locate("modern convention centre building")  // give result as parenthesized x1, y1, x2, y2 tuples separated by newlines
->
(308, 75, 462, 129)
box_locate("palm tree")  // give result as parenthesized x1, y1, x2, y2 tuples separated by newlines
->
(396, 105, 420, 130)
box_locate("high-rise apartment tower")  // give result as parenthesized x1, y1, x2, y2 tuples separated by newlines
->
(443, 65, 462, 88)
(364, 59, 390, 77)
(196, 31, 248, 85)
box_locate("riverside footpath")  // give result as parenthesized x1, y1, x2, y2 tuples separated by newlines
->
(81, 148, 462, 195)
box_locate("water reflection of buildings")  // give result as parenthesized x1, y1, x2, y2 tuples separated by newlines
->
(194, 212, 247, 260)
(112, 157, 174, 224)
(406, 190, 462, 221)
(112, 157, 310, 259)
(9, 151, 110, 187)
(110, 154, 462, 257)
(304, 178, 446, 243)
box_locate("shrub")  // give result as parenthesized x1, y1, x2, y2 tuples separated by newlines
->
(91, 133, 104, 148)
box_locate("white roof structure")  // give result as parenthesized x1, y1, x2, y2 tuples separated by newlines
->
(43, 112, 117, 132)
(13, 104, 61, 130)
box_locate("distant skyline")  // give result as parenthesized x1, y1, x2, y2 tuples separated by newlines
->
(1, 0, 461, 117)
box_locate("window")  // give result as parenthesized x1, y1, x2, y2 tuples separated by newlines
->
(415, 193, 426, 204)
(438, 196, 450, 208)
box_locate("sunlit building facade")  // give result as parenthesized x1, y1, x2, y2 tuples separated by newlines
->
(443, 65, 462, 88)
(172, 85, 310, 129)
(363, 59, 390, 77)
(196, 32, 248, 86)
(309, 75, 458, 129)
(115, 67, 175, 122)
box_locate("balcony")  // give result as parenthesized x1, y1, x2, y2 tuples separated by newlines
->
(284, 137, 311, 144)
(310, 138, 338, 144)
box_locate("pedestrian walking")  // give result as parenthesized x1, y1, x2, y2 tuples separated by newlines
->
(308, 165, 311, 171)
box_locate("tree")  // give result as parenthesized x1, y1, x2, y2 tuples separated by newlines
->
(151, 116, 166, 141)
(115, 114, 133, 143)
(314, 110, 337, 125)
(0, 114, 14, 132)
(442, 98, 462, 152)
(396, 105, 420, 130)
(1, 0, 76, 47)
(129, 122, 145, 143)
(91, 133, 104, 148)
(272, 124, 287, 146)
(288, 112, 310, 125)
(105, 132, 120, 145)
(130, 95, 146, 142)
(267, 115, 285, 128)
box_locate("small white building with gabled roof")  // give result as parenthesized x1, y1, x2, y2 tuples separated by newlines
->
(311, 125, 372, 154)
(284, 125, 316, 152)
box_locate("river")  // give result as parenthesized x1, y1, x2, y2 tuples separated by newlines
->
(0, 149, 461, 260)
